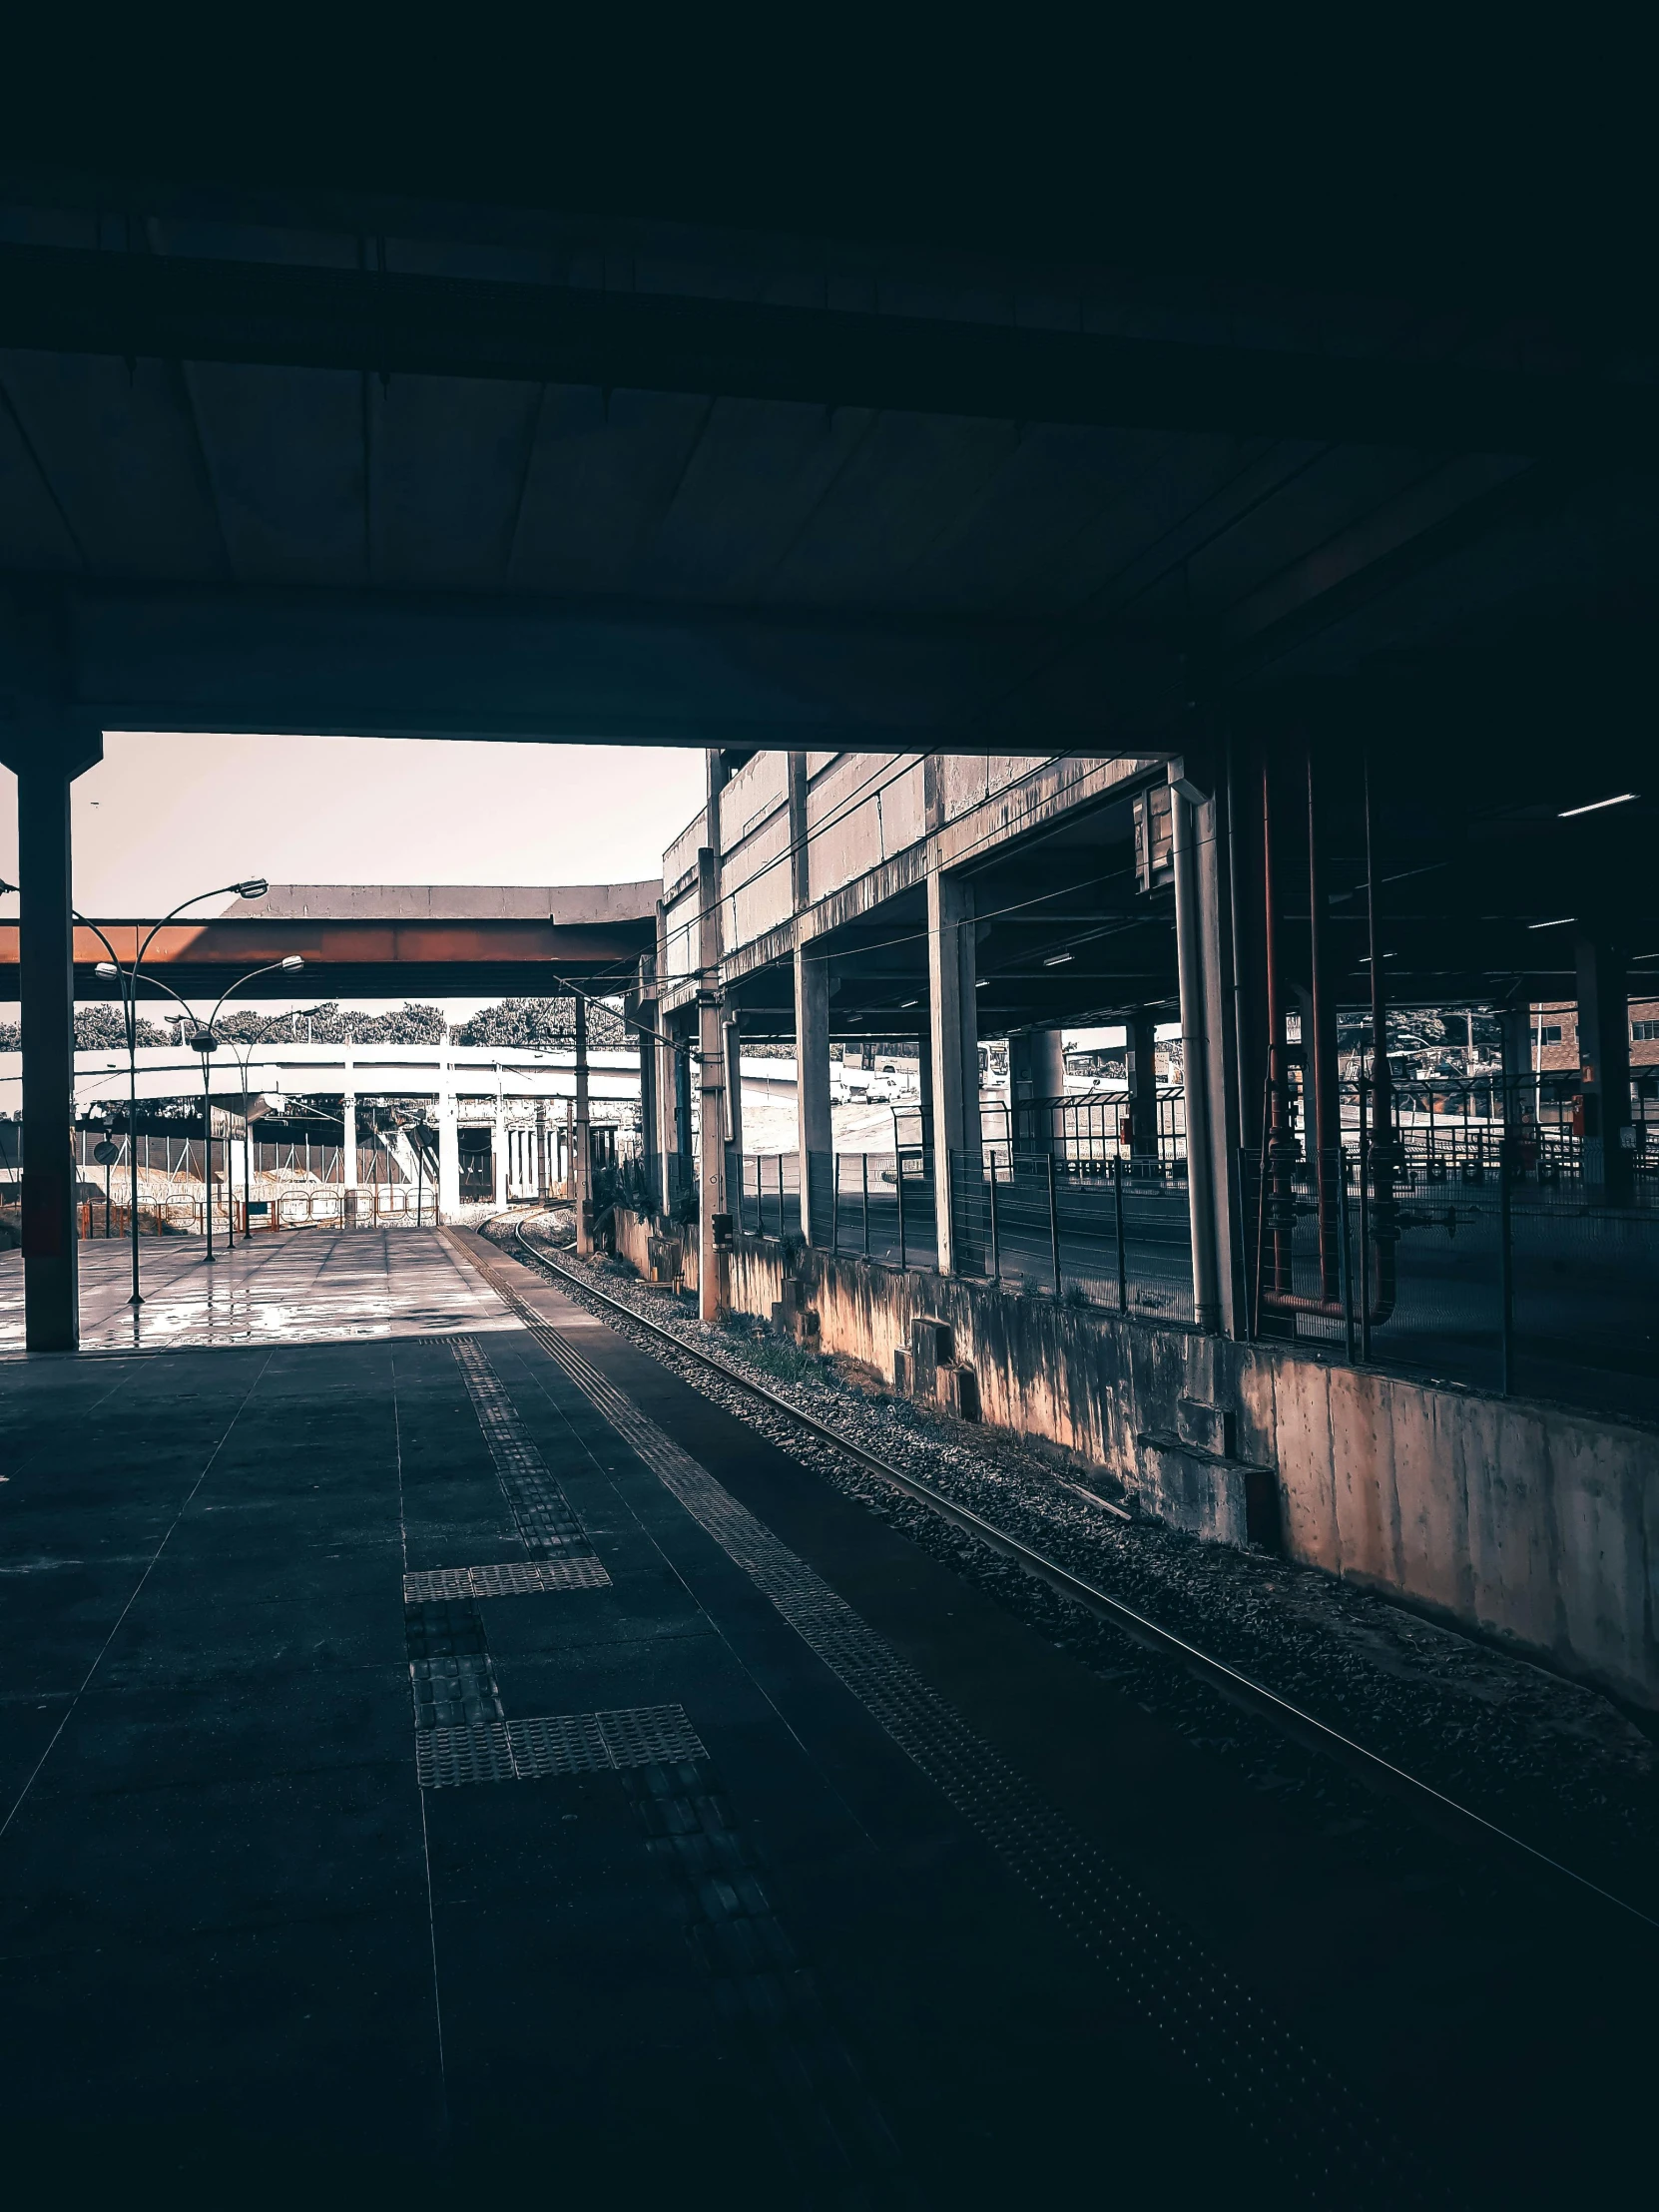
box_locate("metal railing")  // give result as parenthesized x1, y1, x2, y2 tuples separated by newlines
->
(725, 1145, 1192, 1316)
(980, 1087, 1188, 1177)
(950, 1150, 1194, 1321)
(1242, 1143, 1659, 1419)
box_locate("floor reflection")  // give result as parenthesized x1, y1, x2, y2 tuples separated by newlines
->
(0, 1228, 517, 1352)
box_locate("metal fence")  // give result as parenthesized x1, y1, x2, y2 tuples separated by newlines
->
(724, 1146, 1193, 1317)
(980, 1087, 1189, 1177)
(949, 1151, 1195, 1322)
(1242, 1144, 1659, 1420)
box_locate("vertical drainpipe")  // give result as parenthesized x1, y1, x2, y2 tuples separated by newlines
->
(1170, 763, 1221, 1331)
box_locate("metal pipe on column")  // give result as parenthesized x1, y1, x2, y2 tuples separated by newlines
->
(1305, 743, 1342, 1302)
(1261, 755, 1297, 1304)
(1363, 754, 1398, 1324)
(1170, 768, 1221, 1332)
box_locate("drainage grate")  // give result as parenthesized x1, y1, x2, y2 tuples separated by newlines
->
(501, 1294, 1426, 2205)
(450, 1335, 593, 1556)
(402, 1557, 612, 1603)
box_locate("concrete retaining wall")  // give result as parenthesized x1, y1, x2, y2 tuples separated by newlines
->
(696, 1223, 1659, 1709)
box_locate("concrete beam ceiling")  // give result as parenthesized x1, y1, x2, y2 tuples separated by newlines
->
(0, 184, 1652, 750)
(2, 242, 1647, 459)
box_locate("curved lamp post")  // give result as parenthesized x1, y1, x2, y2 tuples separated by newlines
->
(79, 879, 271, 1304)
(91, 943, 300, 1272)
(184, 958, 305, 1263)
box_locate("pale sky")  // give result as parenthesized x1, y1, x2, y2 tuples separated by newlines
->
(1, 733, 709, 1020)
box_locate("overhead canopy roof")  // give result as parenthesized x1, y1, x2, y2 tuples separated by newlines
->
(0, 169, 1651, 773)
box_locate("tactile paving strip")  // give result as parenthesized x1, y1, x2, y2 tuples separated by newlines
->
(417, 1719, 516, 1788)
(406, 1597, 505, 1730)
(402, 1556, 611, 1603)
(450, 1334, 593, 1556)
(487, 1270, 1427, 2205)
(623, 1757, 900, 2184)
(415, 1703, 709, 1788)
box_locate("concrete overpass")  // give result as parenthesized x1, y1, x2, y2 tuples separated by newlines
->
(0, 881, 658, 1002)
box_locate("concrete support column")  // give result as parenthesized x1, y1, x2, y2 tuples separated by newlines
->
(492, 1076, 509, 1211)
(1008, 1027, 1065, 1156)
(788, 753, 811, 909)
(534, 1099, 547, 1200)
(1126, 1011, 1160, 1168)
(1497, 1001, 1532, 1130)
(436, 1046, 459, 1221)
(794, 940, 831, 1243)
(8, 731, 100, 1350)
(1575, 934, 1633, 1201)
(927, 870, 979, 1273)
(574, 994, 593, 1254)
(1171, 771, 1222, 1332)
(697, 842, 726, 1321)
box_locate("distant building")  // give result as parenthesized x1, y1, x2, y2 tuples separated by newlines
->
(1531, 999, 1659, 1078)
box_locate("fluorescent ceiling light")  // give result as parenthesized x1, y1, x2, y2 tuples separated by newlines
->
(1043, 951, 1074, 967)
(1559, 793, 1638, 818)
(1527, 916, 1576, 930)
(975, 978, 989, 988)
(898, 998, 918, 1009)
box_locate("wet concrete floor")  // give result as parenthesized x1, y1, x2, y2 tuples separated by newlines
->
(0, 1229, 514, 1354)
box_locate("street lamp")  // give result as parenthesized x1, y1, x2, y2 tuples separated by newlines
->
(188, 957, 304, 1263)
(77, 879, 271, 1306)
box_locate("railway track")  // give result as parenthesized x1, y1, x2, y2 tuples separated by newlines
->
(503, 1218, 1656, 1936)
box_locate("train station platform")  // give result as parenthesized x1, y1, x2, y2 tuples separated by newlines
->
(0, 1229, 1646, 2206)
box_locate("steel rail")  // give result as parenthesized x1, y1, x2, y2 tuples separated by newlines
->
(502, 1218, 1656, 1934)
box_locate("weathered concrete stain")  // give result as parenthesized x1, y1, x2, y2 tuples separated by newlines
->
(680, 1222, 1659, 1708)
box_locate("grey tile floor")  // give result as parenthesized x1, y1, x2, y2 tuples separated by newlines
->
(2, 1231, 1642, 2208)
(2, 1245, 1234, 2205)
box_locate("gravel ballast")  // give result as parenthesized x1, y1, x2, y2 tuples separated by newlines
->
(491, 1213, 1658, 1912)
